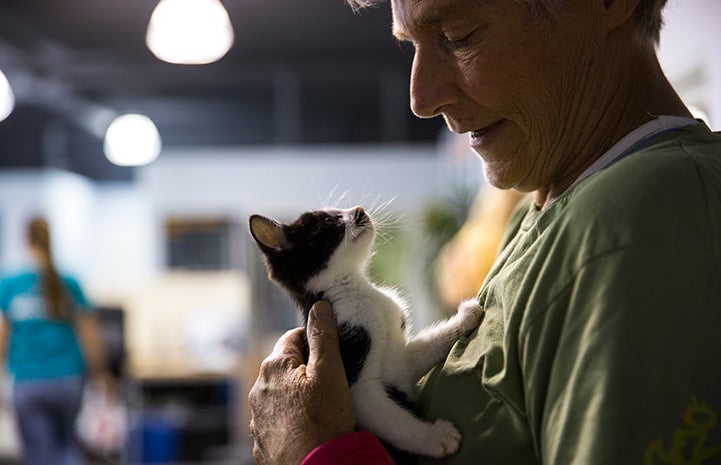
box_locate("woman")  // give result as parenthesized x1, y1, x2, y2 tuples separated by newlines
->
(0, 217, 112, 465)
(248, 0, 721, 463)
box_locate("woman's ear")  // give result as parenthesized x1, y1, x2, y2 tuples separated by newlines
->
(601, 0, 641, 31)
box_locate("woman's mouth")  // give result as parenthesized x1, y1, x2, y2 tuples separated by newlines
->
(470, 119, 506, 149)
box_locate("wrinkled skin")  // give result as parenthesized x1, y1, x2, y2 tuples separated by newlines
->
(249, 302, 355, 465)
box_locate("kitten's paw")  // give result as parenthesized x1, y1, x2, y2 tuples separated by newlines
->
(425, 419, 462, 457)
(456, 299, 483, 334)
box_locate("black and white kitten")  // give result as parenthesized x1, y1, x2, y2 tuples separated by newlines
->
(248, 206, 482, 458)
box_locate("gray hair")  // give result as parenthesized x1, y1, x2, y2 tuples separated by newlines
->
(346, 0, 668, 47)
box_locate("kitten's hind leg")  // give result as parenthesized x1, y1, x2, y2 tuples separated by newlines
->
(352, 382, 461, 458)
(405, 299, 483, 380)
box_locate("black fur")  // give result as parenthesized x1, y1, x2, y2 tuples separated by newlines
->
(338, 323, 371, 385)
(384, 384, 416, 413)
(298, 322, 370, 385)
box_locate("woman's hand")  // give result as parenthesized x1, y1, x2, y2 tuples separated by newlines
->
(249, 301, 355, 465)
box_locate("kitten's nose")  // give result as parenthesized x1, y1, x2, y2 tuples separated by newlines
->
(353, 206, 367, 225)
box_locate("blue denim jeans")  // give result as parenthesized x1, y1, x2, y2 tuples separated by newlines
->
(13, 376, 85, 465)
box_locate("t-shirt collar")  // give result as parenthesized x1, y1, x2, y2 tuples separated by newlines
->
(570, 115, 701, 189)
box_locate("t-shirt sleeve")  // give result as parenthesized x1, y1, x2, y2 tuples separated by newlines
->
(301, 431, 396, 465)
(64, 276, 93, 313)
(523, 244, 721, 464)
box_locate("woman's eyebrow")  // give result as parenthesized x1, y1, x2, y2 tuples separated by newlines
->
(392, 0, 477, 41)
(392, 2, 452, 41)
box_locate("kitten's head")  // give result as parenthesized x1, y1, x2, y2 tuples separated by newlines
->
(249, 206, 375, 309)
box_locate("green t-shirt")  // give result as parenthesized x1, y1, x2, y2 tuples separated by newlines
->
(416, 124, 721, 465)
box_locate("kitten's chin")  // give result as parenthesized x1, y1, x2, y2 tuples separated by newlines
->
(351, 225, 374, 245)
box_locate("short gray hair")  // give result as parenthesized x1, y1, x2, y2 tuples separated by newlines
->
(346, 0, 668, 47)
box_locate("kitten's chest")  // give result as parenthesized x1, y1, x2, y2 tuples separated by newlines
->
(332, 290, 405, 338)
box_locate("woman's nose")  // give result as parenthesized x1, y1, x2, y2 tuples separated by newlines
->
(409, 45, 455, 119)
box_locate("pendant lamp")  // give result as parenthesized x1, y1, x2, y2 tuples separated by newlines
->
(0, 69, 15, 122)
(146, 0, 234, 65)
(104, 114, 162, 167)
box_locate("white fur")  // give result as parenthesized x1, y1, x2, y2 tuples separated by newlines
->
(306, 207, 483, 458)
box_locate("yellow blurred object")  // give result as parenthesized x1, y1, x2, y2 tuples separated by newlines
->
(435, 188, 526, 309)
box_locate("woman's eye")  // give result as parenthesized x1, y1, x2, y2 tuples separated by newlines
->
(447, 32, 472, 45)
(444, 28, 477, 48)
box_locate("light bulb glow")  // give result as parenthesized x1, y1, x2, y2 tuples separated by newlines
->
(104, 114, 162, 167)
(146, 0, 234, 65)
(0, 69, 15, 122)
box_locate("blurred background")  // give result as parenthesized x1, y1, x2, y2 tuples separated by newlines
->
(0, 0, 718, 464)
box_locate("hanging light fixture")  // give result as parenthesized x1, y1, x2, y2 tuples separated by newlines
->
(146, 0, 234, 65)
(104, 114, 162, 167)
(0, 69, 15, 122)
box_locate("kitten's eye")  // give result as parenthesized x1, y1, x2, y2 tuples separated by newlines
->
(324, 215, 336, 223)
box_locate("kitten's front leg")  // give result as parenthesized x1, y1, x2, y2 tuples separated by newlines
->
(404, 299, 483, 381)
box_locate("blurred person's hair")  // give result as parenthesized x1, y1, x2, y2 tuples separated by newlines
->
(27, 217, 70, 319)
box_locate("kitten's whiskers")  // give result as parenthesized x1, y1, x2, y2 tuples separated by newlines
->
(366, 197, 406, 247)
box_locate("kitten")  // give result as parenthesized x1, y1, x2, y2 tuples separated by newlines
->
(248, 206, 482, 458)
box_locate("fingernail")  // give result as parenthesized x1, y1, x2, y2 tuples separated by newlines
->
(310, 301, 333, 321)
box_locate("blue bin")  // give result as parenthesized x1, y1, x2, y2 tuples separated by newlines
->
(129, 415, 179, 463)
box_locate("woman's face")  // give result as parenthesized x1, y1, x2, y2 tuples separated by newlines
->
(392, 0, 609, 193)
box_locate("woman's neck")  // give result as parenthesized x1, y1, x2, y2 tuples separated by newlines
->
(534, 54, 693, 210)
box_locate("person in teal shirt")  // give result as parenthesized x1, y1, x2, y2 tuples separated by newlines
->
(0, 217, 113, 465)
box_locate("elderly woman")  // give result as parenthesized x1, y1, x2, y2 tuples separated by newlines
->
(249, 0, 721, 464)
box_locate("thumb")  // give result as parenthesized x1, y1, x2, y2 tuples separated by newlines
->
(306, 301, 345, 382)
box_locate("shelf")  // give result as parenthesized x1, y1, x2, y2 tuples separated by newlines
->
(126, 377, 237, 464)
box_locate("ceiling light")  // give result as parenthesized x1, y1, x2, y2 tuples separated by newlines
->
(104, 114, 162, 167)
(0, 69, 15, 122)
(146, 0, 234, 65)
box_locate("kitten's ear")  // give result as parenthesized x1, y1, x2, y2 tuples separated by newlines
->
(249, 215, 290, 252)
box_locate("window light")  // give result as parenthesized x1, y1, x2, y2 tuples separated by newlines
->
(146, 0, 234, 65)
(104, 114, 162, 167)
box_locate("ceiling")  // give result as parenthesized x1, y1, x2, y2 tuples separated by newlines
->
(0, 0, 444, 180)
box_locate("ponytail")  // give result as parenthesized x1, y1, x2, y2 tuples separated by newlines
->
(26, 217, 70, 319)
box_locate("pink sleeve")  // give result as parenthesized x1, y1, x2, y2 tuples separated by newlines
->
(301, 430, 396, 465)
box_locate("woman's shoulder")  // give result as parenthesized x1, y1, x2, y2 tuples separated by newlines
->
(549, 135, 721, 261)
